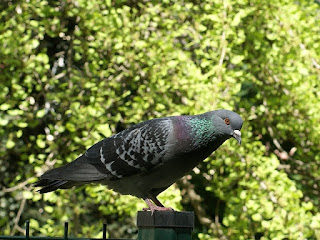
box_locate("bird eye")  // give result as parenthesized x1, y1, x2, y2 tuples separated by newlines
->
(224, 118, 230, 125)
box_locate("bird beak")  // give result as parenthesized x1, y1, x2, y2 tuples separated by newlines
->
(232, 130, 241, 144)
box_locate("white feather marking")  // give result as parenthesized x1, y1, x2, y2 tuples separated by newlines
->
(118, 145, 141, 169)
(100, 147, 105, 164)
(143, 155, 148, 162)
(105, 161, 123, 178)
(150, 154, 161, 165)
(135, 130, 141, 150)
(115, 148, 120, 155)
(125, 158, 140, 168)
(104, 161, 113, 172)
(114, 128, 144, 169)
(118, 151, 126, 161)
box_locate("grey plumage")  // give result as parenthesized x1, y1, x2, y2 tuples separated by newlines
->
(36, 109, 243, 210)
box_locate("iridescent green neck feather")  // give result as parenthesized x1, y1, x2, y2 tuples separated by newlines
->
(187, 114, 216, 147)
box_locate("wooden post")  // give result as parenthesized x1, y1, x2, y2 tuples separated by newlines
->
(137, 211, 194, 240)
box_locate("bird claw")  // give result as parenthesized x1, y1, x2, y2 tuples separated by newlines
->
(143, 198, 174, 215)
(143, 206, 174, 215)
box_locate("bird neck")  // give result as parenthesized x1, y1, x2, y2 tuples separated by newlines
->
(188, 113, 215, 138)
(175, 113, 220, 151)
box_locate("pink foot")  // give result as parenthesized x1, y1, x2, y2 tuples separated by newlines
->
(144, 198, 174, 215)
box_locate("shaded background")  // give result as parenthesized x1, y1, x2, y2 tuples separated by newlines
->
(1, 0, 320, 239)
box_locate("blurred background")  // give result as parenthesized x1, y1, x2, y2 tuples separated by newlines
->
(0, 0, 320, 239)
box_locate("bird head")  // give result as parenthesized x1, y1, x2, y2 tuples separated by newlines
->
(212, 109, 243, 144)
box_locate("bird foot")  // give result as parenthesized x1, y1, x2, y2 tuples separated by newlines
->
(143, 198, 174, 215)
(143, 206, 174, 212)
(143, 206, 174, 215)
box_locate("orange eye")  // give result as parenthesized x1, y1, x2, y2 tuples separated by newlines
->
(225, 118, 230, 125)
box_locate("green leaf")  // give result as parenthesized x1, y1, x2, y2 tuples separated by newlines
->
(0, 103, 10, 110)
(36, 138, 46, 148)
(44, 206, 54, 213)
(23, 191, 34, 199)
(36, 109, 46, 118)
(96, 123, 112, 137)
(252, 213, 262, 222)
(7, 109, 24, 116)
(17, 122, 28, 128)
(6, 140, 15, 149)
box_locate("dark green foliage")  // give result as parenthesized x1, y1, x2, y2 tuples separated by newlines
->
(1, 0, 320, 239)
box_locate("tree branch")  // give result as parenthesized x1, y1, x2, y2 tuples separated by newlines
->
(11, 187, 30, 235)
(179, 176, 228, 240)
(2, 179, 31, 193)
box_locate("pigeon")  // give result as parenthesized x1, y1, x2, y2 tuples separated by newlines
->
(35, 109, 243, 212)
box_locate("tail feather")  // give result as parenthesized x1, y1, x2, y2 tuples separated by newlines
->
(36, 154, 109, 193)
(35, 179, 70, 193)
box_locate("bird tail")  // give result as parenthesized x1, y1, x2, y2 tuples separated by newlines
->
(34, 179, 78, 193)
(35, 154, 108, 193)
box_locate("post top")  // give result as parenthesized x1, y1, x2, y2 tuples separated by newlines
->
(137, 211, 194, 228)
